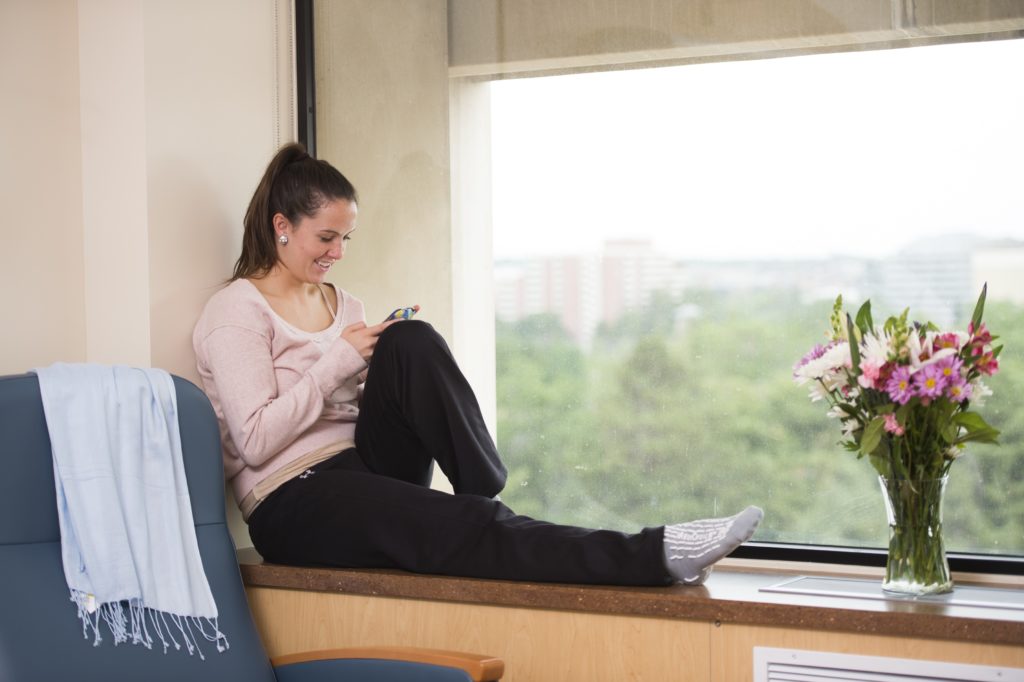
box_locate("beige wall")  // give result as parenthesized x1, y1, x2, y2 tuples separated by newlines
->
(1, 0, 293, 547)
(0, 0, 86, 372)
(313, 1, 501, 437)
(313, 0, 454, 339)
(0, 0, 292, 381)
(143, 0, 294, 379)
(78, 0, 151, 367)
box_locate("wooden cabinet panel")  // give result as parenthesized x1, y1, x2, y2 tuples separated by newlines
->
(247, 586, 712, 682)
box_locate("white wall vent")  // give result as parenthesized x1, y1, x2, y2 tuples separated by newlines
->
(754, 646, 1024, 682)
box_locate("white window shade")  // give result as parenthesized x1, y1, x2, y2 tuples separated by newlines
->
(449, 0, 1024, 78)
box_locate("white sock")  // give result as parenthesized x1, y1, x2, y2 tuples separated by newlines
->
(663, 506, 763, 585)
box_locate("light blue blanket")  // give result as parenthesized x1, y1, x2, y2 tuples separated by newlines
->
(34, 363, 227, 658)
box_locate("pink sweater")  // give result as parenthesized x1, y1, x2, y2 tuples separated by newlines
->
(192, 279, 367, 507)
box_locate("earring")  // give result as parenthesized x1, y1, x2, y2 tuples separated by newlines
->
(278, 234, 289, 245)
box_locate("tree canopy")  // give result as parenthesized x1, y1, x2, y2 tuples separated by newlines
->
(495, 289, 1024, 555)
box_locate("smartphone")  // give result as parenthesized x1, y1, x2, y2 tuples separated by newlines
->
(385, 307, 418, 322)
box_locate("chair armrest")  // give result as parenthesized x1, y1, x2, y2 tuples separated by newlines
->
(272, 646, 504, 681)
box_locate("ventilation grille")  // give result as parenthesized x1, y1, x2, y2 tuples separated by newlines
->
(754, 647, 1024, 682)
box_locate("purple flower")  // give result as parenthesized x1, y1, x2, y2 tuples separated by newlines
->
(934, 355, 963, 381)
(946, 377, 973, 403)
(794, 343, 832, 373)
(886, 366, 914, 405)
(913, 364, 946, 401)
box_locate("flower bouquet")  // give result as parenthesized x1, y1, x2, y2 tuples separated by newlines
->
(794, 285, 1002, 594)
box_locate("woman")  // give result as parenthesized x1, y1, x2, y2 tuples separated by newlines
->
(193, 143, 762, 586)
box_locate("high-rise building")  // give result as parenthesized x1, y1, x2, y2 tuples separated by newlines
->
(495, 235, 1021, 346)
(495, 241, 676, 346)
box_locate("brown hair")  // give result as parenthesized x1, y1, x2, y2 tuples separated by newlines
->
(231, 143, 358, 281)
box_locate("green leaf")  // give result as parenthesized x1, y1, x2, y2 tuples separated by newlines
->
(955, 429, 1002, 445)
(855, 300, 873, 335)
(941, 423, 958, 444)
(860, 416, 885, 455)
(970, 283, 988, 330)
(952, 411, 1002, 445)
(868, 453, 889, 477)
(846, 313, 861, 374)
(953, 411, 997, 432)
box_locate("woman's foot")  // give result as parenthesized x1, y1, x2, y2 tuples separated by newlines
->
(663, 506, 763, 585)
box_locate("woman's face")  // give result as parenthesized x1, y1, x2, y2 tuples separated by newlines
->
(274, 198, 357, 284)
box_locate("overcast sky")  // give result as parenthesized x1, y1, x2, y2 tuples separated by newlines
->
(490, 38, 1024, 262)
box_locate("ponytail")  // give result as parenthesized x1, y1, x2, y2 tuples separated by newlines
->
(231, 143, 357, 281)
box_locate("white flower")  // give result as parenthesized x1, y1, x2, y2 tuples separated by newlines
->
(806, 382, 831, 403)
(794, 341, 852, 385)
(906, 333, 926, 370)
(826, 404, 859, 437)
(972, 380, 993, 407)
(918, 346, 957, 369)
(903, 333, 958, 373)
(861, 331, 890, 366)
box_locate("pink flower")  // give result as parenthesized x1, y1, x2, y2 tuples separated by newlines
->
(886, 366, 914, 405)
(913, 364, 946, 401)
(966, 322, 997, 372)
(883, 413, 904, 436)
(933, 333, 961, 351)
(974, 351, 1000, 376)
(858, 359, 883, 389)
(968, 321, 993, 346)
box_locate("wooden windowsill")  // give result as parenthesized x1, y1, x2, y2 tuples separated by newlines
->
(237, 548, 1024, 646)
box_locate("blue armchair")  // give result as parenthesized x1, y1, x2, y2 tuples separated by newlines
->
(0, 373, 503, 682)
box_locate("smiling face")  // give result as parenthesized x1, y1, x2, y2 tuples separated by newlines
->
(273, 198, 358, 284)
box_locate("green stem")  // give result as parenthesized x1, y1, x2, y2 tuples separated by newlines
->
(881, 477, 952, 595)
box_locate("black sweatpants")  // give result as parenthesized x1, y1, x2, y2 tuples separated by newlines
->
(248, 320, 672, 586)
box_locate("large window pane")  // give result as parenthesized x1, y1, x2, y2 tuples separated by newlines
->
(491, 39, 1024, 555)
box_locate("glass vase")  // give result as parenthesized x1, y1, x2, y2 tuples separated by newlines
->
(877, 476, 953, 595)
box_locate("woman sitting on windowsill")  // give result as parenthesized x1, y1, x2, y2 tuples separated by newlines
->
(192, 143, 762, 586)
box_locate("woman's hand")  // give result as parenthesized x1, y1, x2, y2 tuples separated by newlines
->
(342, 320, 399, 362)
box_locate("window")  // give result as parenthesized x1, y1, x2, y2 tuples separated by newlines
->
(490, 39, 1024, 561)
(306, 1, 1024, 570)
